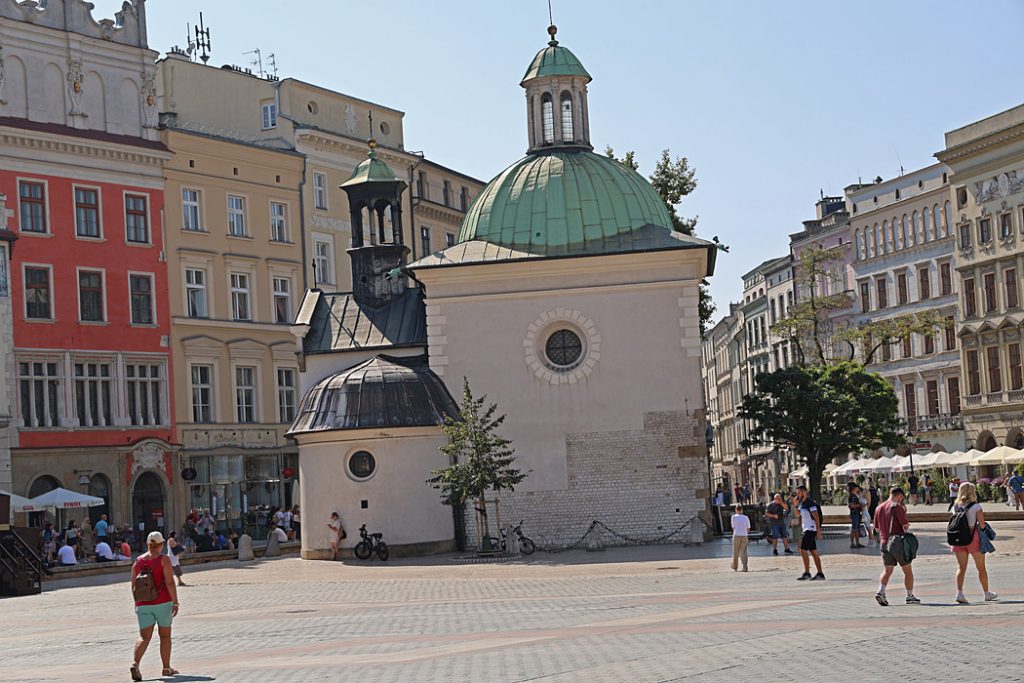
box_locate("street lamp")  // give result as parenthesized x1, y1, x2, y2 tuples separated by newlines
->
(905, 430, 915, 476)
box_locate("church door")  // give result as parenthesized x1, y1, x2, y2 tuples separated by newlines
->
(131, 473, 164, 546)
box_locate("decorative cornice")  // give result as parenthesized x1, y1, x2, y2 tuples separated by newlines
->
(0, 126, 170, 169)
(937, 123, 1024, 164)
(413, 200, 465, 226)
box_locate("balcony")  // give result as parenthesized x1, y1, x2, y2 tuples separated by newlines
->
(899, 414, 964, 432)
(962, 390, 1024, 408)
(964, 395, 983, 408)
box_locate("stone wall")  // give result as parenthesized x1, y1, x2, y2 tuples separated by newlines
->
(464, 410, 711, 550)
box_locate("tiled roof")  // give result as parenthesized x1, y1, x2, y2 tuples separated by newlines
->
(0, 116, 169, 151)
(297, 288, 426, 354)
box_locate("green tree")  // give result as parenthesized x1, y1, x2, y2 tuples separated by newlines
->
(605, 146, 725, 335)
(738, 362, 904, 503)
(426, 379, 529, 550)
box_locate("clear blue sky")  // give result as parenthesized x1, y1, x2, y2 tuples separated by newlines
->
(95, 1, 1024, 318)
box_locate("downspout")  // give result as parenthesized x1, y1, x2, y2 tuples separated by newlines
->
(275, 80, 311, 289)
(406, 151, 424, 261)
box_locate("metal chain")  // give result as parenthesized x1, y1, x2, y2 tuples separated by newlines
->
(538, 514, 709, 554)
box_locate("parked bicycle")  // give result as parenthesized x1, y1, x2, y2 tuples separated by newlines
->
(487, 520, 536, 555)
(353, 524, 389, 561)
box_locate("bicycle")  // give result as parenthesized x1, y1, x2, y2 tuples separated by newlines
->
(353, 524, 389, 561)
(487, 520, 536, 555)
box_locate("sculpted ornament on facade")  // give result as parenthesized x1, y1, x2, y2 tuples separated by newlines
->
(345, 104, 357, 135)
(66, 57, 85, 115)
(140, 71, 158, 128)
(975, 170, 1024, 203)
(130, 441, 165, 479)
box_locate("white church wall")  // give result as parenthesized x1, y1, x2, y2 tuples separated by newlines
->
(296, 427, 455, 559)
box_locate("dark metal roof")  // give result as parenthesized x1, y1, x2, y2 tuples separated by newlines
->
(0, 116, 169, 152)
(286, 354, 458, 435)
(298, 287, 426, 354)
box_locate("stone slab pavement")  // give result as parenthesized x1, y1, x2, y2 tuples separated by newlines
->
(2, 521, 1023, 683)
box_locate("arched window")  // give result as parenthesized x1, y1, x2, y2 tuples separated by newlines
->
(854, 229, 862, 260)
(933, 204, 941, 239)
(901, 214, 909, 249)
(873, 223, 881, 256)
(922, 210, 930, 242)
(944, 201, 953, 236)
(541, 93, 554, 144)
(560, 92, 574, 142)
(883, 220, 891, 253)
(913, 210, 922, 243)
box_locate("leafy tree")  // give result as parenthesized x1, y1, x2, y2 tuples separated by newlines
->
(738, 362, 903, 502)
(605, 146, 725, 336)
(426, 379, 528, 550)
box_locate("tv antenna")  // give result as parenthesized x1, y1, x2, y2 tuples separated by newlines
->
(244, 48, 264, 77)
(267, 53, 278, 79)
(194, 12, 212, 64)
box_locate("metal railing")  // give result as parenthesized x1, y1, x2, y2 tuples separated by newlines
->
(898, 414, 964, 432)
(0, 530, 43, 596)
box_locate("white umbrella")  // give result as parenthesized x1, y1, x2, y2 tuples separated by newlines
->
(833, 459, 864, 475)
(908, 452, 941, 469)
(971, 446, 1021, 466)
(27, 487, 104, 510)
(862, 456, 897, 473)
(789, 466, 808, 478)
(0, 489, 34, 513)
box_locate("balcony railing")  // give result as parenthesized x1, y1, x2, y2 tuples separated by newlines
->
(899, 414, 964, 432)
(964, 395, 983, 407)
(962, 391, 1024, 407)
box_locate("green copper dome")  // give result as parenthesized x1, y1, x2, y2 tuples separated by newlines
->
(521, 31, 591, 85)
(458, 150, 676, 255)
(341, 146, 406, 188)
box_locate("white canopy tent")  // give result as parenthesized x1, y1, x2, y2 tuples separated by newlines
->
(789, 466, 808, 479)
(949, 450, 982, 466)
(861, 456, 898, 473)
(971, 446, 1023, 466)
(0, 489, 34, 514)
(26, 487, 104, 511)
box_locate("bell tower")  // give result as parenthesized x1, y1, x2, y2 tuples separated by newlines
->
(339, 140, 409, 307)
(521, 25, 593, 154)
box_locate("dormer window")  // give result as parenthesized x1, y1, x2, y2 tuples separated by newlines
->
(560, 92, 574, 142)
(541, 93, 554, 144)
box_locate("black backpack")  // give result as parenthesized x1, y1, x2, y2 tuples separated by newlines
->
(947, 502, 976, 546)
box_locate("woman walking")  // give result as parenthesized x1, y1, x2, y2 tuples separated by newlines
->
(130, 531, 180, 681)
(290, 505, 301, 541)
(949, 482, 997, 605)
(166, 531, 187, 587)
(327, 512, 344, 561)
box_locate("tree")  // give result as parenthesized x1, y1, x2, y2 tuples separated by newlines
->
(426, 379, 529, 550)
(738, 362, 904, 502)
(605, 146, 725, 336)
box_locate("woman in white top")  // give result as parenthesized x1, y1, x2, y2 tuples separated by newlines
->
(950, 482, 996, 604)
(166, 531, 187, 587)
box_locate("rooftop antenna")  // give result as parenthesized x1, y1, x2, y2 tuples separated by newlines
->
(548, 0, 554, 25)
(185, 23, 196, 59)
(244, 48, 264, 77)
(194, 12, 212, 64)
(267, 53, 278, 79)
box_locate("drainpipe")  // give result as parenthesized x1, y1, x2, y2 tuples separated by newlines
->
(406, 151, 424, 261)
(275, 81, 311, 289)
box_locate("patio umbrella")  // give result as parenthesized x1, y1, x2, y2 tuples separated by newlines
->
(0, 489, 34, 513)
(833, 459, 867, 475)
(1003, 450, 1024, 465)
(947, 450, 977, 466)
(27, 487, 104, 510)
(971, 446, 1021, 466)
(863, 456, 897, 473)
(909, 452, 941, 469)
(928, 451, 957, 468)
(789, 466, 808, 478)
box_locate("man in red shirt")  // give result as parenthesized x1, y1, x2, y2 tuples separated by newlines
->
(873, 487, 918, 606)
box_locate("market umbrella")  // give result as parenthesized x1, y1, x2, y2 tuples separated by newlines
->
(789, 466, 808, 479)
(862, 456, 897, 473)
(1003, 450, 1024, 465)
(833, 459, 866, 475)
(0, 489, 34, 513)
(971, 446, 1022, 466)
(909, 452, 942, 469)
(28, 487, 104, 510)
(928, 451, 957, 468)
(947, 450, 977, 466)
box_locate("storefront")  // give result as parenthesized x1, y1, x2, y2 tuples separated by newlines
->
(185, 451, 297, 536)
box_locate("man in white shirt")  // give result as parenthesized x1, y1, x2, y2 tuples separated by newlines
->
(730, 504, 751, 572)
(200, 510, 215, 535)
(94, 540, 115, 562)
(270, 524, 288, 544)
(56, 541, 77, 566)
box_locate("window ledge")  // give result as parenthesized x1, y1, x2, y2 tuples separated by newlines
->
(130, 323, 159, 329)
(182, 228, 209, 234)
(18, 231, 52, 238)
(124, 241, 154, 248)
(75, 235, 105, 242)
(226, 234, 254, 241)
(23, 317, 56, 323)
(79, 320, 110, 326)
(269, 239, 295, 245)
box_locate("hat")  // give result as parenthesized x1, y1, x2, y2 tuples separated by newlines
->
(147, 531, 165, 545)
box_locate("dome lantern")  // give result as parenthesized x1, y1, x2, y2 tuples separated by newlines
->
(521, 25, 593, 154)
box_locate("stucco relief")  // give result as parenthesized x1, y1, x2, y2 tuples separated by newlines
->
(975, 170, 1023, 204)
(345, 104, 357, 135)
(524, 308, 600, 385)
(140, 71, 157, 128)
(66, 57, 84, 115)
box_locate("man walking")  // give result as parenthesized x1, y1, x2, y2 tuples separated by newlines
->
(873, 487, 919, 605)
(907, 472, 920, 506)
(730, 504, 750, 572)
(96, 513, 109, 543)
(793, 486, 825, 581)
(765, 493, 794, 555)
(1007, 470, 1024, 511)
(848, 482, 865, 548)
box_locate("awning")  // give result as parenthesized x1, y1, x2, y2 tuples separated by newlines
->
(789, 466, 808, 478)
(27, 487, 105, 510)
(0, 490, 34, 513)
(971, 446, 1022, 466)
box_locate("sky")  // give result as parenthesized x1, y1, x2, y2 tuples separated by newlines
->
(92, 0, 1024, 320)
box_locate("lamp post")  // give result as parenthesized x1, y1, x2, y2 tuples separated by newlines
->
(905, 430, 915, 476)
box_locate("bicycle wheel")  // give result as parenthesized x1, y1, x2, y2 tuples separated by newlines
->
(519, 536, 536, 555)
(375, 542, 389, 562)
(354, 541, 372, 560)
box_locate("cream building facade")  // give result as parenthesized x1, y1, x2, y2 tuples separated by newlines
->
(0, 194, 14, 492)
(938, 104, 1024, 451)
(162, 127, 305, 532)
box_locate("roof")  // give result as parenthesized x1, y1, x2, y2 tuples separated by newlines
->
(521, 35, 592, 85)
(296, 288, 426, 354)
(286, 354, 458, 435)
(341, 147, 407, 188)
(0, 116, 169, 152)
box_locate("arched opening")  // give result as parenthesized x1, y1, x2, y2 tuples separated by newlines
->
(944, 201, 953, 237)
(88, 473, 111, 523)
(132, 472, 165, 547)
(1008, 429, 1024, 450)
(28, 475, 60, 527)
(560, 91, 574, 142)
(933, 205, 941, 239)
(541, 93, 554, 144)
(978, 432, 997, 452)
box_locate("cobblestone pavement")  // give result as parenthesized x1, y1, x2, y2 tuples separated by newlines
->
(3, 522, 1023, 682)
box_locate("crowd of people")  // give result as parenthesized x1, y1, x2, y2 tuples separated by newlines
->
(40, 514, 137, 568)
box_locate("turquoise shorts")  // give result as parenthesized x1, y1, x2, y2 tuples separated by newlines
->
(135, 601, 174, 629)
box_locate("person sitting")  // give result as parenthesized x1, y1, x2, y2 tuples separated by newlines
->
(226, 532, 239, 551)
(95, 540, 116, 562)
(195, 531, 215, 553)
(56, 540, 77, 567)
(269, 523, 289, 544)
(215, 533, 229, 551)
(119, 540, 133, 560)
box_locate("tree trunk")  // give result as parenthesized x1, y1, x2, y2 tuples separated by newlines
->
(808, 463, 826, 505)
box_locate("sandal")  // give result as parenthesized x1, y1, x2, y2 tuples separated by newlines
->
(162, 667, 180, 676)
(130, 663, 142, 682)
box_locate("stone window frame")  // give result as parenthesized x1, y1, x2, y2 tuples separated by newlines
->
(345, 447, 378, 482)
(524, 309, 600, 385)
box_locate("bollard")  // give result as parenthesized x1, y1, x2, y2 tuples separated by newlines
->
(237, 533, 254, 561)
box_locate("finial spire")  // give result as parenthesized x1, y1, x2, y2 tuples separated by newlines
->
(367, 110, 377, 158)
(547, 24, 558, 46)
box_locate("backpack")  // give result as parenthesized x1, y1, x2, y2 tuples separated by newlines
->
(947, 502, 976, 546)
(132, 557, 160, 603)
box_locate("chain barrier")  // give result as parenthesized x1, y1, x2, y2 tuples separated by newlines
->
(538, 514, 709, 554)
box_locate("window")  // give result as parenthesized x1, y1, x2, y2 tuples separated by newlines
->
(235, 366, 256, 423)
(963, 277, 976, 317)
(926, 380, 939, 416)
(904, 384, 917, 422)
(129, 274, 154, 325)
(126, 363, 163, 426)
(18, 181, 47, 233)
(897, 272, 908, 304)
(261, 101, 277, 129)
(78, 270, 104, 322)
(25, 266, 52, 319)
(74, 361, 112, 427)
(948, 377, 961, 415)
(349, 450, 376, 479)
(984, 272, 997, 313)
(190, 365, 213, 422)
(882, 340, 892, 362)
(944, 315, 956, 351)
(541, 93, 554, 144)
(270, 202, 288, 242)
(923, 332, 934, 355)
(185, 268, 208, 318)
(420, 226, 431, 255)
(230, 273, 250, 321)
(902, 336, 912, 359)
(876, 277, 887, 308)
(1006, 268, 1019, 310)
(227, 196, 247, 237)
(860, 282, 870, 313)
(986, 346, 1002, 393)
(442, 180, 452, 207)
(560, 92, 574, 142)
(545, 329, 584, 369)
(918, 267, 930, 300)
(18, 360, 60, 427)
(273, 276, 291, 324)
(1010, 343, 1023, 391)
(277, 368, 296, 423)
(416, 171, 427, 200)
(125, 194, 149, 243)
(1000, 213, 1013, 239)
(959, 223, 972, 248)
(940, 263, 952, 296)
(74, 187, 100, 237)
(445, 232, 456, 248)
(966, 350, 980, 395)
(460, 186, 469, 212)
(182, 189, 202, 231)
(313, 173, 328, 210)
(313, 238, 334, 285)
(979, 218, 992, 244)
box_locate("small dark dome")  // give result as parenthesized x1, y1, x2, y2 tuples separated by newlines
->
(287, 355, 458, 435)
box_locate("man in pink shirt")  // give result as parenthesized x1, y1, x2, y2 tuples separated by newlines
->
(873, 487, 918, 606)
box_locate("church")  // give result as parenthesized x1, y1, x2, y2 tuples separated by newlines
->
(287, 27, 717, 557)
